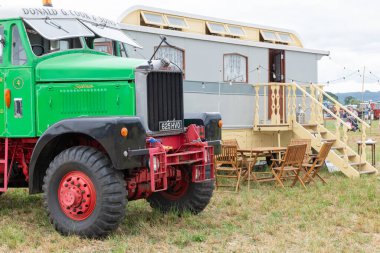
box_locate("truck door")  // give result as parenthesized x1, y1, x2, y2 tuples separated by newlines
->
(4, 22, 35, 137)
(0, 24, 5, 136)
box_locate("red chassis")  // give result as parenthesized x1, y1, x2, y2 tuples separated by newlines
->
(0, 124, 215, 199)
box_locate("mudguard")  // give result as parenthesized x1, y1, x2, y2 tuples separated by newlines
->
(29, 117, 147, 194)
(184, 112, 222, 154)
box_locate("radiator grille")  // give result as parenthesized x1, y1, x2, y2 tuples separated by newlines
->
(147, 71, 184, 132)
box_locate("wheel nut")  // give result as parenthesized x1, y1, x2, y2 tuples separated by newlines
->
(82, 199, 86, 203)
(77, 184, 80, 187)
(64, 184, 68, 187)
(81, 190, 85, 194)
(71, 181, 74, 185)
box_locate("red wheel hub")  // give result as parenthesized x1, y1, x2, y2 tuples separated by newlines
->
(58, 171, 96, 221)
(161, 170, 190, 200)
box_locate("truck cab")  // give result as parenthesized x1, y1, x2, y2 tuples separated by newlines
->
(0, 7, 221, 238)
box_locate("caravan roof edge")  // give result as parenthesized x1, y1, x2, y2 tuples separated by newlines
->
(120, 23, 330, 56)
(118, 5, 305, 44)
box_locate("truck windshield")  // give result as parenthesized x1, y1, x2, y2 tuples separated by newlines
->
(25, 22, 83, 56)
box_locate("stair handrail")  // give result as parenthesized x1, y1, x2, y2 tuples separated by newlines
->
(292, 82, 352, 129)
(311, 84, 370, 128)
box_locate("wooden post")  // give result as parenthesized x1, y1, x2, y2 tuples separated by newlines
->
(254, 85, 260, 130)
(317, 85, 324, 124)
(275, 85, 281, 124)
(361, 124, 367, 162)
(287, 85, 291, 125)
(292, 83, 297, 122)
(309, 85, 316, 124)
(271, 85, 276, 124)
(335, 104, 341, 141)
(264, 85, 267, 124)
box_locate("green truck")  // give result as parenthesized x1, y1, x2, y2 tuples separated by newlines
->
(0, 7, 221, 237)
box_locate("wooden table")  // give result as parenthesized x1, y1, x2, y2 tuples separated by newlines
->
(237, 147, 287, 189)
(357, 140, 377, 166)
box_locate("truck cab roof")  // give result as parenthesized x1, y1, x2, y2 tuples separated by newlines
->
(0, 7, 141, 48)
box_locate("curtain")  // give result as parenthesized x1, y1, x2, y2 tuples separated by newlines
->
(155, 46, 184, 71)
(224, 54, 247, 82)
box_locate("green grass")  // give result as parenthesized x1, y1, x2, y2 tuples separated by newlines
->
(0, 172, 379, 252)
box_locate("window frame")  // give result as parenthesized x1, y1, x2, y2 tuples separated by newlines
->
(223, 53, 248, 83)
(206, 22, 229, 35)
(164, 15, 189, 29)
(141, 11, 167, 27)
(94, 41, 114, 55)
(11, 24, 28, 66)
(226, 25, 246, 37)
(260, 30, 279, 42)
(277, 33, 293, 44)
(154, 45, 186, 77)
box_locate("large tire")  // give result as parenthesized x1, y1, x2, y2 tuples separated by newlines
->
(43, 146, 127, 238)
(147, 167, 214, 214)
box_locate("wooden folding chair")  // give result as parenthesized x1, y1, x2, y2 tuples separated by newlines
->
(272, 139, 311, 167)
(215, 144, 242, 192)
(223, 139, 244, 165)
(270, 144, 307, 189)
(302, 141, 333, 184)
(290, 138, 312, 163)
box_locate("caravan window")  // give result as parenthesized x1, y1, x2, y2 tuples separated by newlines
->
(223, 54, 247, 83)
(165, 16, 188, 29)
(206, 22, 228, 35)
(260, 31, 278, 41)
(154, 46, 185, 73)
(277, 33, 293, 43)
(141, 12, 167, 26)
(227, 25, 246, 37)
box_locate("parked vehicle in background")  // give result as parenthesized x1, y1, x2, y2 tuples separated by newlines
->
(372, 102, 380, 120)
(0, 7, 221, 237)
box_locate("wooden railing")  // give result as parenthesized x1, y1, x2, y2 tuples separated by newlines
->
(252, 83, 342, 128)
(252, 83, 296, 128)
(251, 82, 372, 168)
(311, 84, 370, 161)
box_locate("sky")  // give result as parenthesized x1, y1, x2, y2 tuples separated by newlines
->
(1, 0, 379, 93)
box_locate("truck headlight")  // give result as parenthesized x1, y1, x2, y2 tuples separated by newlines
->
(150, 156, 160, 172)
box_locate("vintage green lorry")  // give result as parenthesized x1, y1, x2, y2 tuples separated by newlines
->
(0, 7, 221, 237)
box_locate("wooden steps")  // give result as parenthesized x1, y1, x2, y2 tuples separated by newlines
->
(359, 170, 377, 175)
(291, 122, 378, 178)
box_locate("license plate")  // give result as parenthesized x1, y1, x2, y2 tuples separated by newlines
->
(159, 120, 183, 131)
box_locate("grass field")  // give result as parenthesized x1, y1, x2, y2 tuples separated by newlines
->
(0, 121, 379, 252)
(0, 172, 379, 252)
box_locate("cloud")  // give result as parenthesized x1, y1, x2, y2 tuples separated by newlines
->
(2, 0, 379, 92)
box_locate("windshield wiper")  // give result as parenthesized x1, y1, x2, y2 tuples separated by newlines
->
(44, 17, 69, 33)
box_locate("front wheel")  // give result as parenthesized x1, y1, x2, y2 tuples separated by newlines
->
(43, 146, 127, 238)
(147, 167, 214, 214)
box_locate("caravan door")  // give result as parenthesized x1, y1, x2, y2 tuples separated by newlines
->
(268, 49, 286, 123)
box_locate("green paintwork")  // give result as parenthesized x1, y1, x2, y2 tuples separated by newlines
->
(36, 81, 136, 135)
(0, 19, 146, 138)
(35, 51, 145, 82)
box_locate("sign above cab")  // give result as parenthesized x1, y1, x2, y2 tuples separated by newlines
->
(0, 7, 142, 48)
